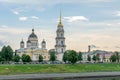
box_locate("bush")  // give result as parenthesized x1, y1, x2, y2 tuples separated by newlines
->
(39, 55, 43, 62)
(13, 55, 20, 62)
(22, 54, 32, 62)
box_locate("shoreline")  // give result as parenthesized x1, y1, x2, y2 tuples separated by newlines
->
(0, 72, 120, 80)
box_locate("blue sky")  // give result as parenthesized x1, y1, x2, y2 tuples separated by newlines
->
(0, 0, 120, 52)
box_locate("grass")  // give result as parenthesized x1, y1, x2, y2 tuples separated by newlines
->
(0, 63, 120, 75)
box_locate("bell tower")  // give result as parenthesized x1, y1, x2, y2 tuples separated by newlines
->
(55, 11, 66, 61)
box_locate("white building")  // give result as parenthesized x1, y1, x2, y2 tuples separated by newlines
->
(16, 29, 49, 61)
(55, 12, 66, 61)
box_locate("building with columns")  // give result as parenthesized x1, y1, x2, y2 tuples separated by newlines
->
(16, 29, 49, 61)
(55, 12, 66, 61)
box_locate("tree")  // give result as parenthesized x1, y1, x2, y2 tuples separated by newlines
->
(22, 54, 31, 62)
(96, 54, 100, 62)
(87, 55, 91, 62)
(67, 50, 78, 64)
(92, 55, 97, 62)
(39, 55, 43, 62)
(1, 46, 13, 61)
(115, 51, 120, 62)
(0, 56, 5, 62)
(13, 55, 20, 62)
(78, 52, 83, 62)
(110, 55, 117, 62)
(63, 51, 68, 63)
(49, 51, 56, 62)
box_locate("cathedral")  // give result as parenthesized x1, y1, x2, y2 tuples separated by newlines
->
(16, 12, 66, 61)
(16, 29, 49, 61)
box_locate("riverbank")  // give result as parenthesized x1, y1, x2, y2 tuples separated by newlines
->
(0, 63, 120, 75)
(1, 72, 120, 80)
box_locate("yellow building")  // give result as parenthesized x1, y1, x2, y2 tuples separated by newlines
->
(16, 29, 49, 61)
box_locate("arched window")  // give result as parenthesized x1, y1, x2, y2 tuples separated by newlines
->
(61, 33, 63, 37)
(56, 40, 58, 44)
(61, 48, 63, 53)
(61, 41, 63, 45)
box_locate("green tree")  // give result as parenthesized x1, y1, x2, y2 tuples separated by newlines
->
(67, 50, 78, 64)
(110, 55, 117, 62)
(78, 52, 83, 62)
(96, 54, 100, 62)
(22, 54, 31, 62)
(39, 55, 43, 62)
(115, 51, 120, 62)
(87, 55, 91, 62)
(63, 51, 68, 63)
(13, 55, 20, 62)
(92, 55, 97, 62)
(49, 51, 56, 62)
(1, 46, 13, 61)
(0, 56, 5, 62)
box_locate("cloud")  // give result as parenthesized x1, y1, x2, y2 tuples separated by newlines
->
(90, 45, 100, 48)
(115, 11, 120, 16)
(0, 0, 114, 12)
(64, 16, 89, 22)
(12, 10, 19, 15)
(0, 25, 8, 28)
(0, 40, 9, 47)
(0, 0, 113, 4)
(18, 16, 40, 21)
(31, 16, 39, 19)
(19, 17, 28, 21)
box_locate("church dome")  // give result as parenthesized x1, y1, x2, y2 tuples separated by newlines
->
(28, 29, 37, 38)
(42, 39, 46, 43)
(20, 39, 24, 44)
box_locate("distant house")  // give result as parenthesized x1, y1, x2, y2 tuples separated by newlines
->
(82, 50, 114, 63)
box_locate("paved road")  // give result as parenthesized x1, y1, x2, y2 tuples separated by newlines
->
(0, 72, 120, 80)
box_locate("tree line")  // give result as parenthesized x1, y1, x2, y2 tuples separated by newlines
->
(0, 45, 120, 64)
(50, 50, 120, 64)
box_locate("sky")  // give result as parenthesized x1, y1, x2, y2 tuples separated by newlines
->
(0, 0, 120, 52)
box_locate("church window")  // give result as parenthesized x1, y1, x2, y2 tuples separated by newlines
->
(56, 40, 58, 44)
(62, 48, 63, 53)
(61, 33, 63, 37)
(61, 41, 63, 45)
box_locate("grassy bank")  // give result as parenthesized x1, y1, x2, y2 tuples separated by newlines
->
(0, 63, 120, 75)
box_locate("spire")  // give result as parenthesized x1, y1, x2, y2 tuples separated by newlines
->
(58, 9, 63, 27)
(32, 28, 34, 33)
(59, 9, 62, 24)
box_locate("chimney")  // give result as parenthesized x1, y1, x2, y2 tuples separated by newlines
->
(88, 45, 91, 52)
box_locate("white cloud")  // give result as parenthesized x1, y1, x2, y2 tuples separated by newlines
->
(64, 16, 89, 22)
(0, 0, 113, 4)
(115, 11, 120, 16)
(19, 16, 40, 21)
(90, 45, 100, 48)
(12, 10, 19, 15)
(19, 17, 28, 21)
(0, 25, 8, 28)
(31, 16, 39, 19)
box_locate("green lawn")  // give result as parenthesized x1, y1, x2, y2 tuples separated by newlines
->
(0, 63, 120, 75)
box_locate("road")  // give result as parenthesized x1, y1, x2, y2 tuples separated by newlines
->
(0, 72, 120, 80)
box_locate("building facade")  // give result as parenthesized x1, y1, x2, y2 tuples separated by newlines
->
(82, 50, 114, 63)
(55, 12, 66, 61)
(16, 29, 49, 61)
